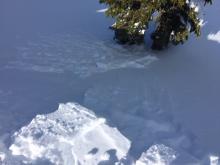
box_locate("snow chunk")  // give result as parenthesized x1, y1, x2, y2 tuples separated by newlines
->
(199, 19, 207, 27)
(210, 155, 219, 165)
(136, 144, 177, 165)
(96, 8, 108, 13)
(0, 152, 6, 162)
(134, 22, 140, 27)
(208, 31, 220, 43)
(10, 102, 131, 165)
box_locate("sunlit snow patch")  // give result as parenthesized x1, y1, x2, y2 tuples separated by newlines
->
(136, 144, 177, 165)
(207, 31, 220, 43)
(9, 102, 131, 165)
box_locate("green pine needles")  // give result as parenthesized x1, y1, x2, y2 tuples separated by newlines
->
(99, 0, 212, 50)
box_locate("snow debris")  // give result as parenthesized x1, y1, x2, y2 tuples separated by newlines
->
(9, 102, 131, 165)
(0, 152, 6, 162)
(136, 144, 177, 165)
(207, 31, 220, 43)
(210, 155, 219, 165)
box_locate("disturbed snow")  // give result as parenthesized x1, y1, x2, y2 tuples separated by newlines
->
(0, 0, 220, 165)
(9, 103, 130, 165)
(4, 33, 157, 78)
(1, 102, 215, 165)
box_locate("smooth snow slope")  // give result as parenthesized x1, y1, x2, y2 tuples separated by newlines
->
(0, 0, 220, 164)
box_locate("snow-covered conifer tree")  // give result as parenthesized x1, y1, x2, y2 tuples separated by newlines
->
(99, 0, 212, 50)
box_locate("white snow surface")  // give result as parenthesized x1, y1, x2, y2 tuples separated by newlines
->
(9, 102, 130, 165)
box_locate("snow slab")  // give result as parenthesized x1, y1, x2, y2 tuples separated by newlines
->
(9, 102, 131, 165)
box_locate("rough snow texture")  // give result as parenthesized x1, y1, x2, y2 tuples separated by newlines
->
(9, 103, 131, 165)
(5, 33, 157, 77)
(0, 135, 21, 165)
(207, 31, 220, 43)
(4, 100, 220, 165)
(84, 83, 214, 164)
(136, 144, 176, 165)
